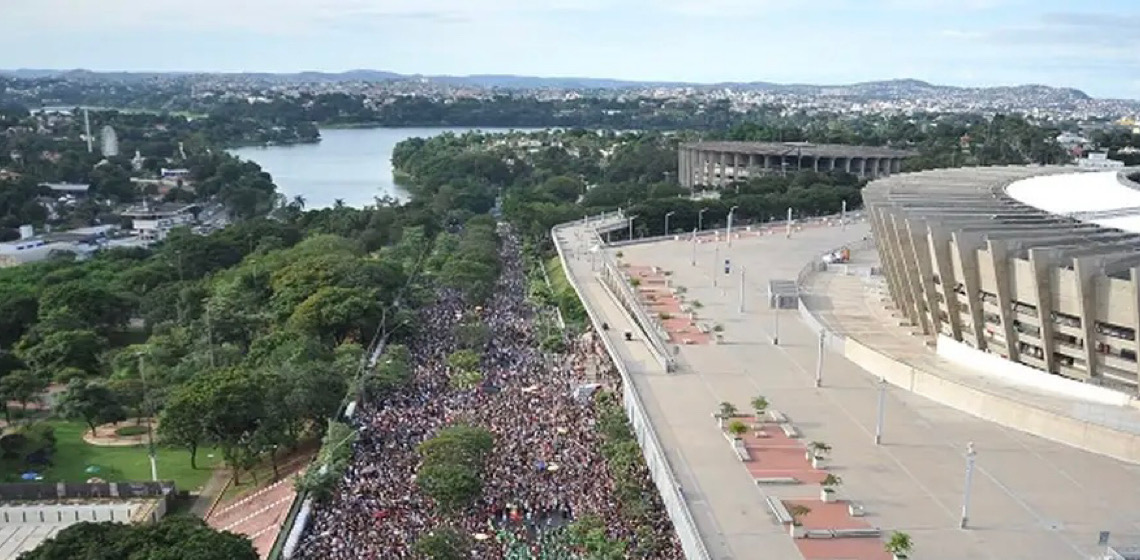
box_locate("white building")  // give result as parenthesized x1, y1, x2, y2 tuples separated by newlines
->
(1078, 152, 1126, 170)
(121, 203, 197, 243)
(101, 125, 119, 158)
(0, 225, 115, 267)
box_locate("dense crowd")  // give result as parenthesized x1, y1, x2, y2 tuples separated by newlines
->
(295, 227, 683, 559)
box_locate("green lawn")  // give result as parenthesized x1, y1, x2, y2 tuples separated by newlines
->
(1, 421, 224, 492)
(546, 256, 573, 294)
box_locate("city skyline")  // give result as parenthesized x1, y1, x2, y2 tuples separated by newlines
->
(3, 0, 1139, 99)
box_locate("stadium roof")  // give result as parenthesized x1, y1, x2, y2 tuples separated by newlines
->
(863, 166, 1140, 278)
(1005, 170, 1140, 234)
(680, 141, 914, 159)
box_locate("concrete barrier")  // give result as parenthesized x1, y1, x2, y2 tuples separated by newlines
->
(552, 218, 711, 560)
(936, 336, 1136, 407)
(839, 336, 1140, 464)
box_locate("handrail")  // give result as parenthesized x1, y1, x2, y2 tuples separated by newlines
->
(552, 215, 711, 560)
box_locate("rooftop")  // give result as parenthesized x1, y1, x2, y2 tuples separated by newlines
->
(121, 202, 198, 217)
(681, 141, 915, 159)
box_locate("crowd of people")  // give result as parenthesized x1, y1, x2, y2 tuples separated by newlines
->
(295, 226, 683, 559)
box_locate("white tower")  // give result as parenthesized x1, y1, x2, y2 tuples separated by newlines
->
(83, 108, 93, 153)
(100, 125, 119, 158)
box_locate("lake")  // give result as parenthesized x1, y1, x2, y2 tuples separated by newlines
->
(230, 127, 538, 209)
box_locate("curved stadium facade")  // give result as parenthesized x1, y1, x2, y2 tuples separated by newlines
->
(865, 166, 1140, 394)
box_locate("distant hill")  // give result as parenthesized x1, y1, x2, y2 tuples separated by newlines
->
(0, 69, 1098, 102)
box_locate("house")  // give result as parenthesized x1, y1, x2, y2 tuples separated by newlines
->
(40, 183, 91, 197)
(1078, 152, 1125, 170)
(0, 225, 115, 267)
(121, 202, 198, 243)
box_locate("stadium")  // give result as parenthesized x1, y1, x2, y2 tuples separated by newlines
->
(864, 166, 1140, 395)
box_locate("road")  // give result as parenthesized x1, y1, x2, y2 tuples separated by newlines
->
(559, 219, 1140, 559)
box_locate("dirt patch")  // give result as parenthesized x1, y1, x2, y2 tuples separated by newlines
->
(82, 418, 158, 447)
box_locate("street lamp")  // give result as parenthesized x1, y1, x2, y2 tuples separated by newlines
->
(727, 205, 739, 247)
(665, 211, 676, 236)
(135, 352, 158, 482)
(698, 207, 709, 232)
(960, 442, 978, 529)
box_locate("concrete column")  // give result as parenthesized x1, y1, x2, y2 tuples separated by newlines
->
(928, 226, 963, 340)
(887, 213, 928, 331)
(1029, 249, 1060, 374)
(812, 157, 819, 172)
(985, 240, 1020, 361)
(828, 157, 836, 171)
(678, 148, 684, 186)
(866, 157, 878, 177)
(1073, 257, 1104, 381)
(717, 152, 726, 188)
(952, 232, 988, 350)
(904, 218, 938, 337)
(891, 158, 902, 174)
(875, 206, 912, 317)
(732, 153, 742, 184)
(1130, 267, 1140, 383)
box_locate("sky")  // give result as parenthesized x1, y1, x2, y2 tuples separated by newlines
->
(2, 0, 1139, 99)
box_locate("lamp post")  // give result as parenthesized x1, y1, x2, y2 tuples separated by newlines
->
(874, 377, 886, 445)
(698, 207, 709, 232)
(713, 241, 719, 288)
(773, 301, 781, 345)
(815, 330, 824, 388)
(785, 207, 793, 238)
(136, 353, 158, 482)
(690, 228, 697, 267)
(738, 266, 746, 313)
(665, 211, 676, 237)
(727, 205, 739, 247)
(960, 442, 977, 529)
(841, 200, 848, 230)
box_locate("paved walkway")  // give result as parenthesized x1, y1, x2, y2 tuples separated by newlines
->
(567, 221, 1140, 560)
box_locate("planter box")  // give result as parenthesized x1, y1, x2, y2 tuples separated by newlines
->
(812, 456, 827, 470)
(789, 524, 805, 538)
(821, 489, 835, 503)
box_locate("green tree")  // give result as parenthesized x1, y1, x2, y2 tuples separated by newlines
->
(56, 380, 126, 436)
(17, 329, 107, 378)
(0, 370, 47, 422)
(413, 526, 472, 560)
(17, 516, 258, 560)
(157, 385, 206, 469)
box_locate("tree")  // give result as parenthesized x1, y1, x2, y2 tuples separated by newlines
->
(158, 385, 206, 469)
(0, 370, 47, 422)
(38, 280, 134, 332)
(17, 329, 107, 378)
(416, 461, 482, 512)
(413, 526, 471, 560)
(564, 515, 627, 560)
(750, 395, 769, 416)
(885, 531, 913, 558)
(56, 380, 126, 436)
(446, 349, 481, 374)
(17, 516, 258, 560)
(189, 368, 268, 484)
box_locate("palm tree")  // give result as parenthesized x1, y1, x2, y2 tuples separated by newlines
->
(750, 395, 769, 417)
(718, 402, 738, 419)
(885, 531, 913, 559)
(291, 195, 306, 210)
(728, 420, 748, 439)
(333, 198, 345, 209)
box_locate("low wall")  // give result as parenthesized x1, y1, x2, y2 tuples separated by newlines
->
(838, 327, 1140, 464)
(937, 335, 1136, 408)
(552, 219, 711, 560)
(795, 240, 1140, 464)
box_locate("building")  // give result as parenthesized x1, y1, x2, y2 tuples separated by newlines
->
(121, 202, 197, 242)
(39, 182, 91, 197)
(100, 125, 119, 158)
(0, 225, 116, 267)
(160, 168, 191, 180)
(678, 141, 913, 189)
(0, 481, 172, 559)
(1079, 152, 1126, 170)
(864, 166, 1140, 395)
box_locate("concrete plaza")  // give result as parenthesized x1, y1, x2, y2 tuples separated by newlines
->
(558, 219, 1140, 560)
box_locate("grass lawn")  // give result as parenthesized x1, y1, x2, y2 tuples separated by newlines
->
(546, 256, 573, 294)
(1, 421, 224, 492)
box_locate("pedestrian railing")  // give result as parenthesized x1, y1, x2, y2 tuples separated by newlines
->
(552, 215, 711, 560)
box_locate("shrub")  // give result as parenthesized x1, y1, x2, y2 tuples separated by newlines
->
(659, 312, 673, 320)
(115, 425, 149, 437)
